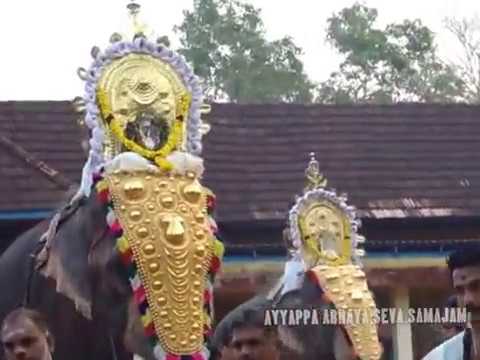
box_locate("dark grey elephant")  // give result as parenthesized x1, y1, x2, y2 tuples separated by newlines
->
(212, 270, 359, 360)
(213, 156, 384, 360)
(273, 275, 362, 360)
(213, 225, 366, 360)
(0, 188, 155, 360)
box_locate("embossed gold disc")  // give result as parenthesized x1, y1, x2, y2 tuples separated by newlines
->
(299, 201, 352, 267)
(98, 54, 188, 158)
(107, 171, 213, 354)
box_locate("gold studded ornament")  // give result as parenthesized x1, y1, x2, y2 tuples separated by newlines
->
(106, 170, 213, 355)
(309, 265, 382, 360)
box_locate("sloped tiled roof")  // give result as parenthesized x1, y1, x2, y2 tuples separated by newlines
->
(202, 103, 480, 222)
(0, 102, 83, 212)
(1, 101, 479, 222)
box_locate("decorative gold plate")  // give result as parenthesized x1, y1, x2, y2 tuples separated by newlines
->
(310, 265, 382, 360)
(107, 170, 213, 354)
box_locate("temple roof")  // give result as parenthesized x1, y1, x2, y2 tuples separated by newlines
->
(1, 101, 479, 222)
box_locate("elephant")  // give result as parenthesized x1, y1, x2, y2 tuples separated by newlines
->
(0, 30, 223, 360)
(1, 7, 224, 360)
(213, 224, 381, 360)
(0, 188, 154, 360)
(212, 267, 360, 360)
(272, 273, 364, 360)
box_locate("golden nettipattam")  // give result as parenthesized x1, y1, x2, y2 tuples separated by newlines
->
(107, 170, 213, 354)
(286, 153, 382, 360)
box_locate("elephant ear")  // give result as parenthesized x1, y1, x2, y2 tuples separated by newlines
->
(37, 193, 108, 320)
(275, 285, 337, 359)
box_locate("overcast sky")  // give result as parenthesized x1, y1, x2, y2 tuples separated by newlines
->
(0, 0, 479, 100)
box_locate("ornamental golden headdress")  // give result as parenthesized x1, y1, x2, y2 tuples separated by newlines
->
(283, 153, 382, 360)
(74, 3, 223, 359)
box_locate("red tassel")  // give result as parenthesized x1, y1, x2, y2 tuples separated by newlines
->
(120, 249, 133, 266)
(192, 352, 205, 360)
(144, 322, 156, 337)
(306, 270, 320, 285)
(134, 287, 147, 305)
(207, 195, 216, 211)
(97, 189, 109, 204)
(166, 354, 180, 360)
(203, 289, 211, 304)
(209, 257, 220, 274)
(110, 220, 122, 233)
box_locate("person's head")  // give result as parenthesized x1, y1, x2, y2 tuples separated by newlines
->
(229, 308, 280, 360)
(440, 295, 464, 340)
(1, 308, 54, 360)
(447, 246, 480, 327)
(212, 296, 274, 360)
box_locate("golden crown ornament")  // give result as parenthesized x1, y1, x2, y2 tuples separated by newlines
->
(285, 153, 382, 360)
(74, 3, 223, 359)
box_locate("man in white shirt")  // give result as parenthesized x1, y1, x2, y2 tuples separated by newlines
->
(423, 329, 465, 360)
(423, 246, 480, 360)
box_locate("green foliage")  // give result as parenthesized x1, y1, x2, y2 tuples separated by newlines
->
(175, 0, 314, 103)
(444, 16, 480, 103)
(317, 3, 465, 104)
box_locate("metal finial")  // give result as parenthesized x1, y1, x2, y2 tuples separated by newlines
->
(304, 152, 327, 191)
(127, 1, 141, 15)
(127, 1, 147, 36)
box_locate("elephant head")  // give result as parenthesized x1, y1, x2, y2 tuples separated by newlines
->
(215, 154, 382, 360)
(274, 153, 382, 359)
(272, 276, 361, 360)
(37, 161, 223, 360)
(212, 279, 359, 360)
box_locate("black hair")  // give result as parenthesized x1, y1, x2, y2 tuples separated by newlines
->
(273, 285, 337, 359)
(445, 295, 458, 308)
(230, 306, 269, 333)
(447, 246, 480, 273)
(1, 307, 50, 335)
(212, 296, 272, 349)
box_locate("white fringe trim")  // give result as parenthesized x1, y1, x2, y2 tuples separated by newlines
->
(280, 258, 306, 296)
(166, 151, 204, 178)
(104, 152, 158, 174)
(101, 151, 204, 178)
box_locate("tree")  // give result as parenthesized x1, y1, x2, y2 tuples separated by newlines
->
(317, 3, 465, 104)
(444, 16, 480, 103)
(175, 0, 314, 103)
